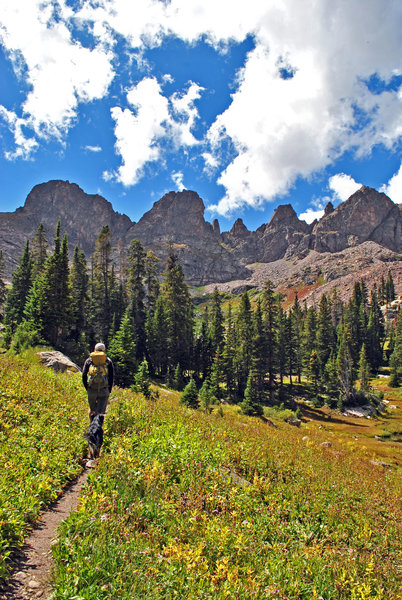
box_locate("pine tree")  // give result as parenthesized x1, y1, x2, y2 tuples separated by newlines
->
(262, 280, 277, 399)
(240, 370, 263, 416)
(4, 241, 33, 340)
(302, 306, 317, 373)
(90, 226, 113, 342)
(389, 311, 401, 387)
(385, 270, 395, 304)
(277, 304, 287, 389)
(70, 246, 88, 344)
(252, 299, 268, 400)
(180, 377, 199, 409)
(0, 250, 7, 320)
(161, 251, 194, 372)
(236, 291, 254, 397)
(147, 294, 168, 376)
(366, 289, 385, 372)
(172, 363, 185, 391)
(336, 323, 355, 403)
(291, 294, 303, 383)
(108, 309, 137, 387)
(221, 303, 237, 402)
(24, 224, 72, 349)
(199, 377, 214, 413)
(127, 239, 147, 361)
(133, 359, 152, 399)
(358, 343, 370, 392)
(209, 287, 225, 355)
(308, 350, 320, 393)
(194, 307, 213, 381)
(31, 223, 48, 278)
(316, 294, 335, 375)
(144, 250, 160, 315)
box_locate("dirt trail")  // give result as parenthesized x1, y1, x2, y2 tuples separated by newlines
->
(0, 468, 90, 600)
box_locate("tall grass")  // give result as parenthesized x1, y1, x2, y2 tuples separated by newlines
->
(53, 387, 401, 600)
(0, 350, 88, 577)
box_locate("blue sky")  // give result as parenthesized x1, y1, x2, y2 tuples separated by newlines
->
(0, 0, 401, 233)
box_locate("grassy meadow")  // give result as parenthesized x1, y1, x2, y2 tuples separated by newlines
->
(0, 351, 401, 599)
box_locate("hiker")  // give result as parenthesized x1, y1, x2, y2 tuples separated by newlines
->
(82, 343, 114, 423)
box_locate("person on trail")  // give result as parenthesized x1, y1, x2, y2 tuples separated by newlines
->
(82, 343, 114, 423)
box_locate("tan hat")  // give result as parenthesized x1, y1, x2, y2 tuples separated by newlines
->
(94, 343, 106, 352)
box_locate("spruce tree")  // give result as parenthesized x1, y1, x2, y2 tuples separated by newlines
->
(308, 350, 320, 393)
(133, 359, 152, 399)
(252, 299, 268, 400)
(221, 303, 237, 402)
(31, 223, 48, 278)
(389, 311, 401, 387)
(90, 226, 113, 343)
(0, 250, 7, 320)
(70, 246, 88, 344)
(194, 307, 213, 381)
(385, 270, 395, 304)
(302, 306, 317, 374)
(262, 280, 277, 399)
(240, 370, 263, 416)
(316, 294, 335, 375)
(161, 250, 194, 372)
(172, 363, 185, 391)
(199, 377, 214, 413)
(336, 323, 355, 403)
(127, 239, 147, 361)
(4, 241, 33, 340)
(358, 343, 370, 392)
(209, 287, 225, 355)
(147, 294, 168, 376)
(366, 289, 385, 372)
(144, 250, 160, 315)
(236, 291, 254, 397)
(108, 309, 137, 387)
(180, 377, 199, 409)
(291, 294, 303, 383)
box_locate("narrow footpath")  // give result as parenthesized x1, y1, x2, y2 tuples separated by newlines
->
(0, 469, 89, 600)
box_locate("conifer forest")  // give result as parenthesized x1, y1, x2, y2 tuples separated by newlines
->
(1, 221, 400, 414)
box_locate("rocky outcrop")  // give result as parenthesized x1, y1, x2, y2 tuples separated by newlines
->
(37, 350, 81, 373)
(0, 180, 132, 276)
(312, 186, 401, 253)
(127, 190, 250, 285)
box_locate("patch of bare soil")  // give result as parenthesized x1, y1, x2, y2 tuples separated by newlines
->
(0, 468, 89, 600)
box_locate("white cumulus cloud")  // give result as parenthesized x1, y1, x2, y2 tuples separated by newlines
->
(328, 174, 362, 202)
(380, 162, 402, 203)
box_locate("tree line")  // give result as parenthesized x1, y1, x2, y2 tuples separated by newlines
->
(0, 222, 400, 413)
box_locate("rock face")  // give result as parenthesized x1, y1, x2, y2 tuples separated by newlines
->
(0, 180, 400, 287)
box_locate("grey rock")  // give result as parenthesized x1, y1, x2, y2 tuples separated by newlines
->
(37, 351, 81, 373)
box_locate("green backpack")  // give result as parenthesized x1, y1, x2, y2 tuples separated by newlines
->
(88, 352, 109, 390)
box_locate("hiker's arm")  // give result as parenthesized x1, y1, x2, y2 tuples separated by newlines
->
(82, 359, 89, 389)
(108, 360, 114, 392)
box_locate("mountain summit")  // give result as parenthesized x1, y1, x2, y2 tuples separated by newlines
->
(0, 181, 400, 286)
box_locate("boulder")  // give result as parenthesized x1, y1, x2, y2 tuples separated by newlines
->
(37, 351, 81, 373)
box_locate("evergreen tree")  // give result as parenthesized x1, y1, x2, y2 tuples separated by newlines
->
(316, 294, 335, 375)
(0, 250, 7, 320)
(70, 246, 89, 344)
(209, 353, 224, 402)
(291, 294, 303, 383)
(133, 359, 152, 399)
(385, 270, 395, 304)
(108, 309, 137, 387)
(161, 251, 194, 371)
(199, 377, 214, 412)
(336, 323, 355, 403)
(4, 241, 33, 340)
(252, 299, 268, 400)
(144, 250, 160, 315)
(127, 239, 147, 361)
(194, 307, 213, 381)
(221, 303, 237, 402)
(366, 289, 385, 372)
(24, 224, 72, 349)
(90, 226, 113, 342)
(209, 287, 225, 355)
(358, 343, 370, 392)
(302, 306, 317, 373)
(262, 280, 277, 399)
(147, 294, 168, 376)
(172, 363, 185, 391)
(31, 223, 48, 278)
(236, 291, 254, 397)
(180, 377, 199, 409)
(389, 311, 401, 387)
(323, 351, 338, 396)
(308, 350, 320, 393)
(240, 369, 263, 416)
(276, 304, 287, 389)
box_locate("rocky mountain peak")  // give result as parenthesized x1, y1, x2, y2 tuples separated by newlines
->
(230, 218, 249, 237)
(268, 204, 301, 227)
(324, 201, 334, 216)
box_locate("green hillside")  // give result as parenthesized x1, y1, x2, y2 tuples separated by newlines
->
(0, 352, 400, 599)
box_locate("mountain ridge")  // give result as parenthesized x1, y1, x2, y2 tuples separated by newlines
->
(0, 180, 401, 287)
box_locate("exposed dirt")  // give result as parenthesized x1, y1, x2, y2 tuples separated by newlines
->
(0, 468, 89, 600)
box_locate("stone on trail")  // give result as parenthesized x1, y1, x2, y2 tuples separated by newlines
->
(37, 351, 81, 373)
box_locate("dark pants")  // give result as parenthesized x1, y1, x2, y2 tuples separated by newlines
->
(87, 387, 109, 417)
